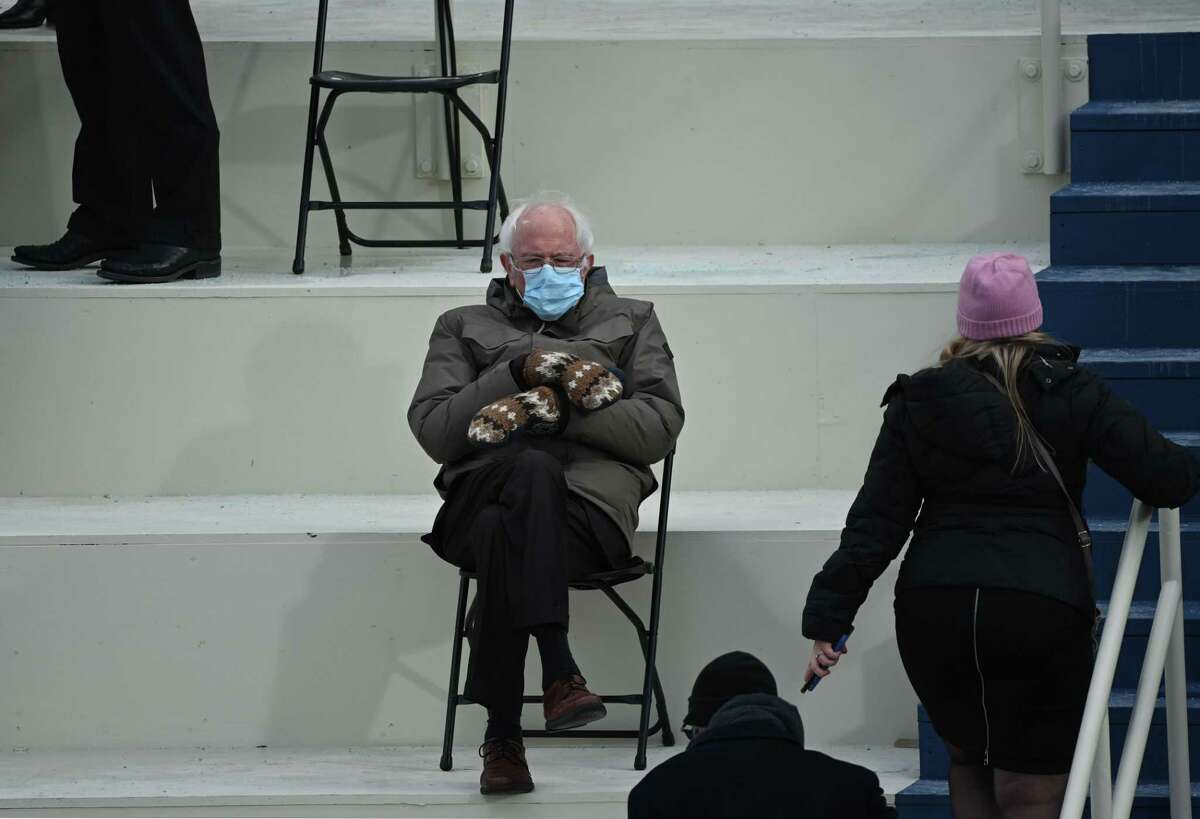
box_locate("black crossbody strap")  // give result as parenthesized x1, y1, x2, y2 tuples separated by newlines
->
(980, 372, 1096, 589)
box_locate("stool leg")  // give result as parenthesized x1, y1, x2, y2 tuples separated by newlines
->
(440, 576, 471, 771)
(292, 87, 321, 275)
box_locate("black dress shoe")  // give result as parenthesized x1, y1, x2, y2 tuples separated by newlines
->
(0, 0, 48, 29)
(12, 229, 133, 270)
(98, 244, 221, 284)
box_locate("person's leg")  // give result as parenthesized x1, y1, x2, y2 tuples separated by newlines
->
(976, 589, 1089, 819)
(496, 449, 573, 634)
(946, 741, 1000, 819)
(117, 0, 220, 251)
(895, 589, 999, 818)
(535, 493, 628, 687)
(529, 623, 579, 690)
(55, 0, 147, 243)
(993, 770, 1067, 819)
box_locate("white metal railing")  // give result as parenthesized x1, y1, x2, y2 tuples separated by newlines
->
(1040, 0, 1064, 174)
(1061, 501, 1192, 819)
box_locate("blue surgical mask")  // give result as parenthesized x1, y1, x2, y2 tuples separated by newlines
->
(520, 264, 585, 321)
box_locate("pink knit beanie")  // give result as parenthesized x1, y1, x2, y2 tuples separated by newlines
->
(957, 252, 1044, 340)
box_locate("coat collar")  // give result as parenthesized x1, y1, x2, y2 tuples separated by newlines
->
(689, 693, 805, 750)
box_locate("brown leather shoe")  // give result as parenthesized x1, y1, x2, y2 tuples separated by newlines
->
(479, 737, 534, 795)
(543, 674, 608, 732)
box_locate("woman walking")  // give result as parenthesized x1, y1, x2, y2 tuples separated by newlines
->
(801, 252, 1200, 819)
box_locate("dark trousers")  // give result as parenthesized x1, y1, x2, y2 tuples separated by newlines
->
(425, 449, 630, 714)
(53, 0, 221, 250)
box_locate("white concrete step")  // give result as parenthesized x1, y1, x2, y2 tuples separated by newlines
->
(0, 27, 1076, 250)
(0, 491, 920, 754)
(3, 0, 1192, 43)
(0, 244, 1045, 497)
(0, 490, 854, 541)
(0, 743, 918, 817)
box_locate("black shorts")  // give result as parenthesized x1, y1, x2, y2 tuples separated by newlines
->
(895, 586, 1094, 775)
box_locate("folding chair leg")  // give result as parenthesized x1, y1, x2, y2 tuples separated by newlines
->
(480, 0, 515, 274)
(314, 95, 352, 257)
(292, 86, 322, 274)
(443, 95, 465, 248)
(636, 570, 668, 770)
(435, 0, 465, 248)
(439, 576, 471, 772)
(652, 666, 675, 747)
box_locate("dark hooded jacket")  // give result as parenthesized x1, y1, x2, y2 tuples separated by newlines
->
(408, 267, 684, 551)
(803, 343, 1200, 642)
(628, 693, 895, 819)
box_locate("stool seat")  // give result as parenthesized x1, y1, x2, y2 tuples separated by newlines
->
(312, 69, 500, 93)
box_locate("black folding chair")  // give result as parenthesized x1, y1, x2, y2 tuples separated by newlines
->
(292, 0, 515, 275)
(439, 450, 677, 772)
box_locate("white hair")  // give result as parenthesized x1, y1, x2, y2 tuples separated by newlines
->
(496, 194, 595, 258)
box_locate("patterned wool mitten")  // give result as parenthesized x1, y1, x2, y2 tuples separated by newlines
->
(468, 386, 563, 447)
(519, 350, 624, 411)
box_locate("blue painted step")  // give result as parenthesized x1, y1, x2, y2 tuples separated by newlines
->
(1079, 348, 1200, 431)
(1090, 522, 1200, 602)
(1106, 602, 1200, 690)
(1071, 101, 1200, 182)
(914, 687, 1200, 784)
(1039, 266, 1200, 348)
(1050, 183, 1200, 266)
(1089, 33, 1200, 101)
(896, 778, 1200, 819)
(1085, 432, 1200, 518)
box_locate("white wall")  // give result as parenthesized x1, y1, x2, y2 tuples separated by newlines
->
(0, 282, 962, 497)
(0, 36, 1072, 250)
(0, 528, 914, 751)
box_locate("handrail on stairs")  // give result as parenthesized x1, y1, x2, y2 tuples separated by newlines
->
(1061, 501, 1192, 819)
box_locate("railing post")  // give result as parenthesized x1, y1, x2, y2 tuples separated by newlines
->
(1061, 501, 1154, 819)
(1040, 0, 1063, 174)
(1160, 508, 1192, 819)
(1089, 713, 1113, 819)
(1111, 579, 1181, 816)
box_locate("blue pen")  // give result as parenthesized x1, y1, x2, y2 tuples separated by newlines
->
(802, 634, 849, 693)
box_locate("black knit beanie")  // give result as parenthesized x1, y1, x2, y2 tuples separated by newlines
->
(683, 651, 777, 728)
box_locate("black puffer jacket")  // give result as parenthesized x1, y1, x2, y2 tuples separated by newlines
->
(627, 693, 895, 819)
(803, 344, 1200, 643)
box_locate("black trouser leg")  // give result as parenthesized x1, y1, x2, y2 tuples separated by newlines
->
(115, 0, 221, 250)
(430, 449, 629, 724)
(54, 0, 149, 243)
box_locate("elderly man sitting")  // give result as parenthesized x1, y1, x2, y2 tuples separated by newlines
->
(408, 196, 684, 794)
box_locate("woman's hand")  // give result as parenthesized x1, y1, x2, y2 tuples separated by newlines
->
(805, 640, 848, 685)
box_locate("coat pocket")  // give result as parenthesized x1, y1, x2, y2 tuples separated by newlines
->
(461, 325, 526, 371)
(560, 316, 635, 368)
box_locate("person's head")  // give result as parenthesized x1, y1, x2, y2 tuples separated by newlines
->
(497, 195, 595, 308)
(682, 651, 777, 739)
(942, 252, 1061, 471)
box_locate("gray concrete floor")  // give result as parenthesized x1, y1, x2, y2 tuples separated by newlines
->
(0, 0, 1198, 42)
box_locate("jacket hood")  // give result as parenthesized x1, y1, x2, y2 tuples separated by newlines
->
(690, 693, 805, 750)
(485, 266, 615, 328)
(888, 343, 1080, 466)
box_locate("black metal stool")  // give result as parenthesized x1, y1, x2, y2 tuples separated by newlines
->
(439, 450, 677, 772)
(292, 0, 515, 275)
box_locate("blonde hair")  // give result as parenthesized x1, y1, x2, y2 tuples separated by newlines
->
(938, 331, 1062, 472)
